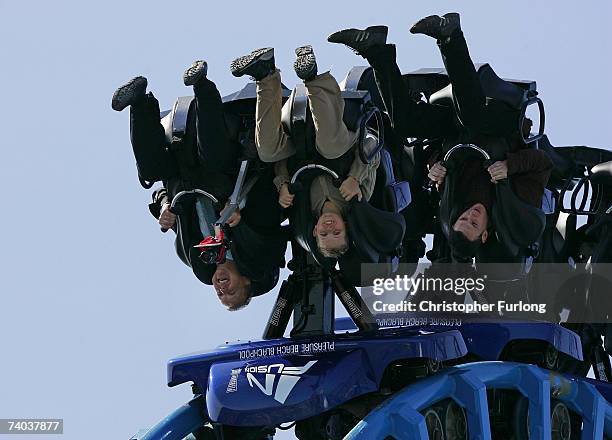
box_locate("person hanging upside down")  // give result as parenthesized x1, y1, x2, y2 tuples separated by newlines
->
(111, 60, 286, 309)
(328, 13, 552, 261)
(230, 45, 380, 258)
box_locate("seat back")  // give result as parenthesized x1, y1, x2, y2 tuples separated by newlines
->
(536, 208, 577, 264)
(425, 64, 544, 144)
(284, 67, 410, 275)
(281, 85, 313, 161)
(492, 180, 546, 257)
(428, 64, 528, 110)
(341, 66, 386, 163)
(338, 198, 406, 286)
(405, 64, 536, 103)
(369, 149, 411, 213)
(537, 135, 576, 189)
(160, 96, 193, 146)
(439, 144, 546, 258)
(590, 161, 612, 187)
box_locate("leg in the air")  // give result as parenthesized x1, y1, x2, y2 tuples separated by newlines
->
(184, 60, 240, 175)
(412, 13, 518, 136)
(111, 76, 179, 181)
(328, 27, 455, 140)
(296, 45, 357, 159)
(231, 48, 295, 162)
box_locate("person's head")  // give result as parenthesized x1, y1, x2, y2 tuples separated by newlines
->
(212, 261, 252, 311)
(313, 211, 349, 258)
(452, 202, 489, 242)
(450, 202, 490, 260)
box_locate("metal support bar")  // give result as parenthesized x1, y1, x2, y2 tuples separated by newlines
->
(262, 280, 295, 340)
(330, 270, 379, 333)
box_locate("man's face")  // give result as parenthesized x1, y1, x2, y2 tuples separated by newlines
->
(212, 263, 250, 309)
(452, 203, 489, 242)
(313, 212, 347, 253)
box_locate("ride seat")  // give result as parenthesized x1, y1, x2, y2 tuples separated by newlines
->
(492, 180, 546, 257)
(280, 83, 384, 164)
(369, 149, 411, 214)
(439, 144, 546, 259)
(429, 64, 544, 144)
(590, 161, 612, 186)
(338, 150, 409, 286)
(282, 70, 409, 279)
(163, 83, 293, 148)
(430, 64, 528, 110)
(537, 135, 576, 189)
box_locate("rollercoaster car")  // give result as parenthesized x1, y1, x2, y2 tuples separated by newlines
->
(130, 66, 612, 439)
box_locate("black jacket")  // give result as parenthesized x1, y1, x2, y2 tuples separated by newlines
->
(149, 166, 286, 297)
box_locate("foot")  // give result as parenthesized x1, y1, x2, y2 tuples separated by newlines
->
(183, 60, 208, 86)
(293, 45, 317, 81)
(230, 47, 275, 81)
(410, 13, 460, 40)
(327, 25, 388, 54)
(111, 76, 147, 111)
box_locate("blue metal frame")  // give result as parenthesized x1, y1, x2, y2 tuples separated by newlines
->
(335, 315, 583, 361)
(157, 319, 585, 432)
(130, 395, 208, 440)
(168, 327, 467, 426)
(344, 362, 612, 440)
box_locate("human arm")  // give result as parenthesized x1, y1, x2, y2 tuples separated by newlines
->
(158, 203, 177, 230)
(505, 149, 554, 207)
(505, 149, 553, 177)
(488, 149, 553, 185)
(488, 149, 554, 183)
(428, 161, 447, 188)
(148, 187, 169, 219)
(273, 159, 295, 208)
(343, 137, 384, 202)
(148, 187, 177, 230)
(220, 202, 242, 227)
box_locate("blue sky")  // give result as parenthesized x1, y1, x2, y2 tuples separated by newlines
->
(0, 1, 611, 439)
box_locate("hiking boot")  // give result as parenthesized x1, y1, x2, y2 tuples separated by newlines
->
(327, 25, 388, 54)
(230, 47, 275, 81)
(410, 13, 460, 40)
(183, 60, 208, 86)
(111, 76, 147, 111)
(293, 45, 317, 81)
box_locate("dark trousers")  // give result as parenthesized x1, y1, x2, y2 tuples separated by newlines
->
(192, 78, 240, 175)
(365, 32, 518, 141)
(130, 78, 282, 283)
(130, 78, 240, 280)
(130, 93, 179, 181)
(129, 77, 240, 182)
(438, 31, 518, 137)
(365, 44, 456, 140)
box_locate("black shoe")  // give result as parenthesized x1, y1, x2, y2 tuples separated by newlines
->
(183, 60, 208, 86)
(327, 25, 388, 54)
(293, 45, 317, 81)
(230, 48, 275, 81)
(410, 13, 460, 40)
(111, 76, 147, 111)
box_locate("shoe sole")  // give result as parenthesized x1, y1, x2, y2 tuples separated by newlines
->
(327, 26, 388, 51)
(230, 48, 274, 77)
(112, 76, 147, 111)
(294, 45, 317, 81)
(183, 60, 208, 86)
